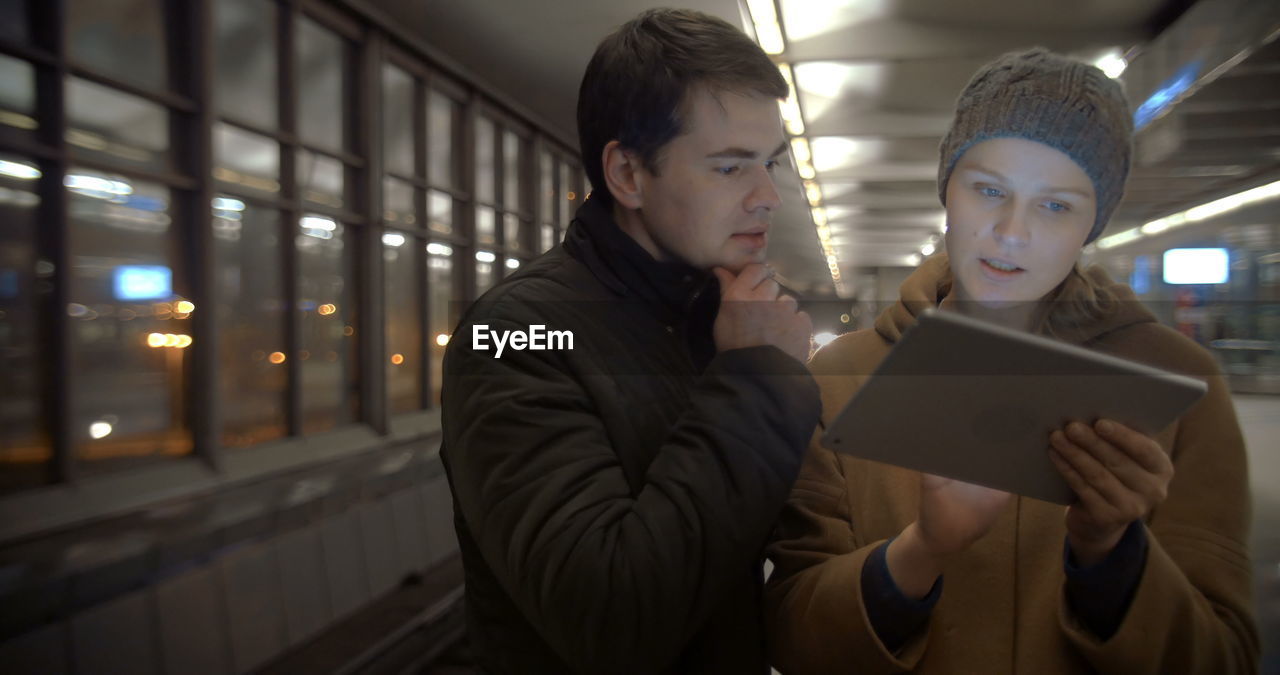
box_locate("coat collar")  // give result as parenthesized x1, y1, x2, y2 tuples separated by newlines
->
(563, 194, 716, 321)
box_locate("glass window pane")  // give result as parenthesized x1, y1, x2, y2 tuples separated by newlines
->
(476, 250, 497, 295)
(539, 150, 553, 223)
(427, 91, 458, 189)
(0, 154, 47, 492)
(559, 161, 571, 227)
(299, 150, 344, 209)
(67, 168, 191, 472)
(427, 242, 454, 406)
(385, 232, 421, 414)
(383, 177, 415, 228)
(296, 17, 345, 152)
(428, 190, 453, 235)
(476, 206, 496, 247)
(540, 223, 555, 253)
(383, 64, 415, 177)
(213, 197, 286, 448)
(0, 54, 35, 122)
(0, 0, 28, 44)
(214, 0, 277, 129)
(504, 213, 523, 253)
(66, 78, 169, 172)
(297, 215, 357, 433)
(214, 122, 280, 196)
(68, 0, 165, 91)
(475, 116, 495, 204)
(503, 131, 522, 211)
(570, 165, 586, 208)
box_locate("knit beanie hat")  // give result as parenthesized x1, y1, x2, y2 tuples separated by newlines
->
(937, 48, 1133, 244)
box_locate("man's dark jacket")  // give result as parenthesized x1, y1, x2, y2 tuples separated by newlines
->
(440, 195, 821, 673)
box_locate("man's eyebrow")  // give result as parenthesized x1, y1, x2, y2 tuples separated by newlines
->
(706, 142, 789, 160)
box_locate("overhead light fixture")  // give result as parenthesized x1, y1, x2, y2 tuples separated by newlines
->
(0, 159, 40, 180)
(777, 64, 805, 136)
(746, 0, 785, 54)
(790, 137, 816, 180)
(1096, 227, 1143, 250)
(1095, 48, 1127, 79)
(803, 180, 823, 207)
(1098, 179, 1280, 250)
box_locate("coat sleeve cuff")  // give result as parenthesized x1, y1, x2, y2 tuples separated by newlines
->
(862, 539, 942, 652)
(1062, 520, 1148, 640)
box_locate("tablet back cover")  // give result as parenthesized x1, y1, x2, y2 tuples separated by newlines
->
(821, 310, 1207, 504)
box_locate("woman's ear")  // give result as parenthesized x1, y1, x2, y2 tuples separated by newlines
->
(601, 140, 644, 211)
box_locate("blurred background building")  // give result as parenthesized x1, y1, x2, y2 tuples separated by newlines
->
(0, 0, 1276, 673)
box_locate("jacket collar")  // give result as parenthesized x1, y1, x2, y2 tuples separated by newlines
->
(563, 194, 716, 321)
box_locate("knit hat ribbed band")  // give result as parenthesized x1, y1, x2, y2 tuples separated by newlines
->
(937, 48, 1134, 244)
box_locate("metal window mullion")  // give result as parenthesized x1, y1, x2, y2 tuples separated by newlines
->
(360, 30, 387, 434)
(530, 135, 544, 253)
(493, 117, 506, 270)
(520, 133, 533, 254)
(64, 62, 199, 114)
(175, 0, 219, 467)
(33, 0, 73, 484)
(0, 133, 62, 163)
(460, 92, 477, 303)
(281, 0, 302, 437)
(0, 38, 56, 67)
(61, 155, 198, 192)
(552, 153, 564, 241)
(414, 74, 429, 409)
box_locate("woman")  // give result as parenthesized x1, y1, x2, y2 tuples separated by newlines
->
(765, 49, 1258, 674)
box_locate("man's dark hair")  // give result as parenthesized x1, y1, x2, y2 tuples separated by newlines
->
(577, 8, 787, 204)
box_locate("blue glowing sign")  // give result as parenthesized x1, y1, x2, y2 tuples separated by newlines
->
(0, 269, 17, 299)
(113, 265, 172, 300)
(1134, 61, 1201, 130)
(1130, 255, 1151, 295)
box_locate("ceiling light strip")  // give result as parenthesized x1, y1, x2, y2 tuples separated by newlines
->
(1095, 179, 1280, 250)
(746, 0, 844, 295)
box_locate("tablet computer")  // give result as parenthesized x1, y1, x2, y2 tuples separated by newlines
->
(820, 309, 1207, 504)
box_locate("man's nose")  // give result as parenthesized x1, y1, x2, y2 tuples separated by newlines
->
(746, 166, 782, 213)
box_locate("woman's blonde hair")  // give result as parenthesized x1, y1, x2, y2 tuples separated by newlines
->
(1041, 263, 1122, 339)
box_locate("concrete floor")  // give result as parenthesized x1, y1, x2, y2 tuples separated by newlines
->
(1237, 395, 1280, 674)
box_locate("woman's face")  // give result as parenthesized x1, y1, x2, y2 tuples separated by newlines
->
(944, 137, 1098, 308)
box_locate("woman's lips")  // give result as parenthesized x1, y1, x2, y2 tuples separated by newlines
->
(979, 257, 1025, 280)
(732, 232, 767, 249)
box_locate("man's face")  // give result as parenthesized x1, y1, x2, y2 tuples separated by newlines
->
(628, 87, 787, 273)
(944, 137, 1098, 307)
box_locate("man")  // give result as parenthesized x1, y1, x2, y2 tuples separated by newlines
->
(440, 9, 821, 673)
